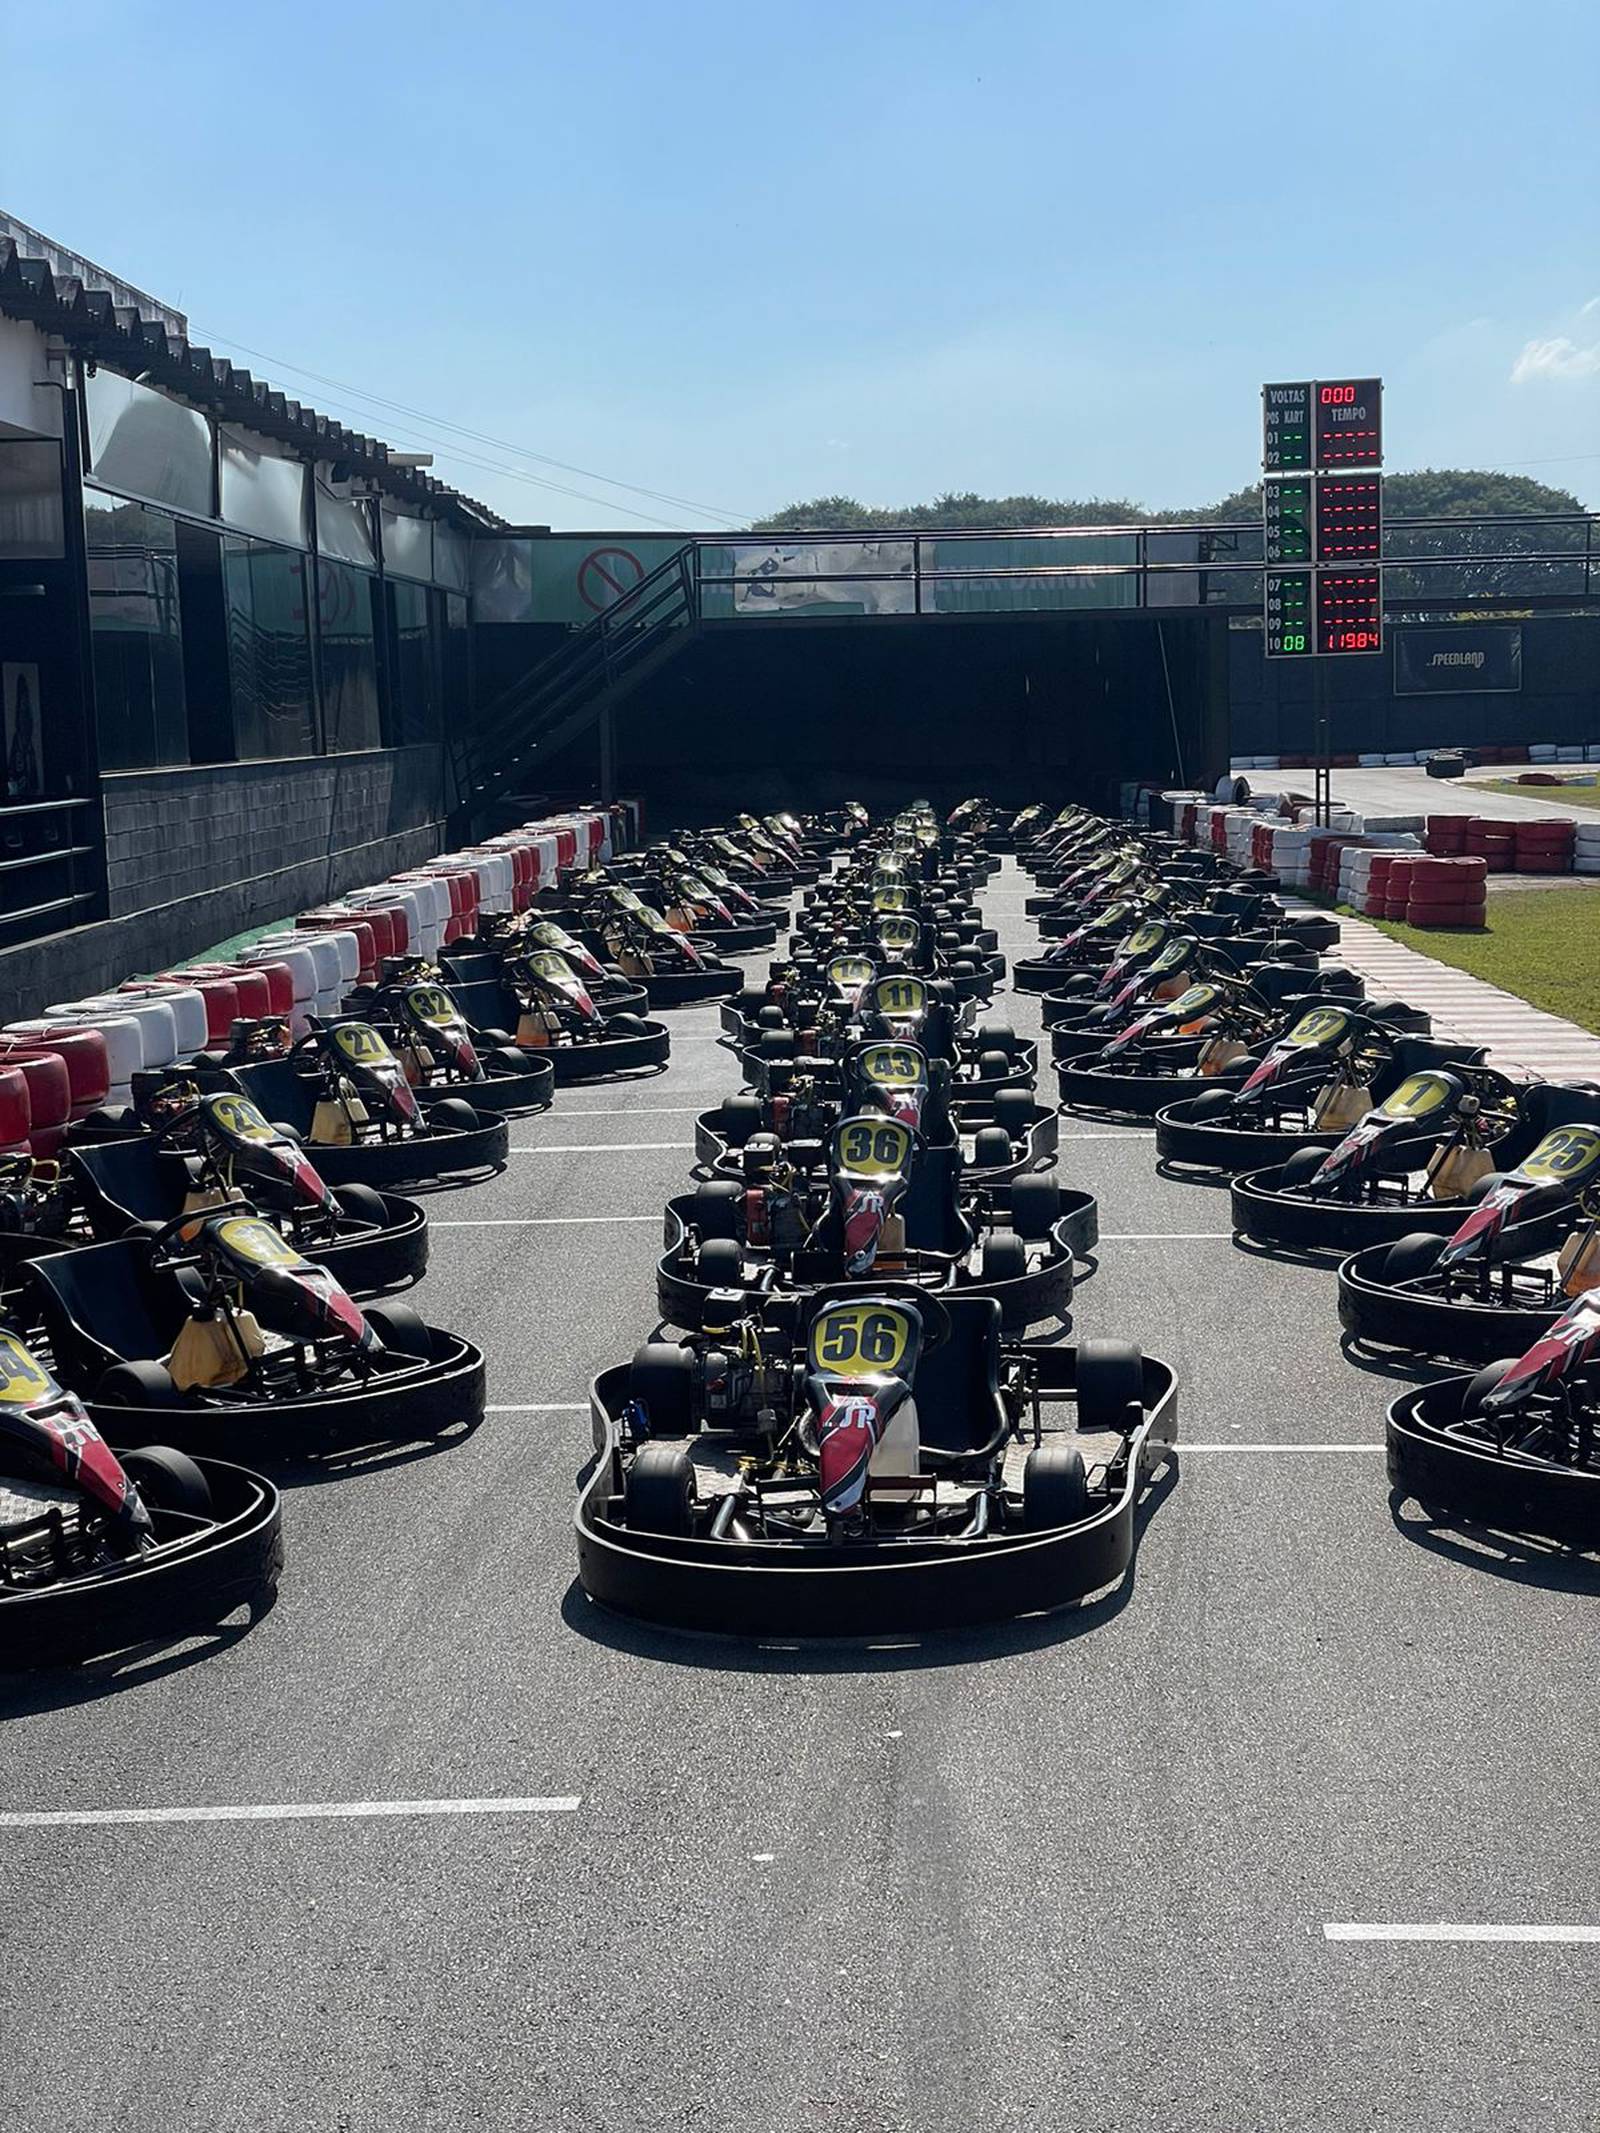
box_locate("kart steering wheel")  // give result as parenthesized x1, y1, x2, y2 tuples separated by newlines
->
(803, 1280, 952, 1356)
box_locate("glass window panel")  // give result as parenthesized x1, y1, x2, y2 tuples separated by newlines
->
(433, 525, 469, 592)
(469, 537, 534, 622)
(387, 578, 438, 745)
(222, 535, 316, 760)
(0, 439, 65, 559)
(380, 505, 432, 582)
(219, 431, 308, 547)
(84, 369, 213, 518)
(84, 490, 189, 770)
(317, 558, 382, 754)
(314, 476, 377, 568)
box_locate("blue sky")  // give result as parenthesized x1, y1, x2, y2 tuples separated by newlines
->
(4, 0, 1597, 526)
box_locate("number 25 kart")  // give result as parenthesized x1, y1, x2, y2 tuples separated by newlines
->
(1229, 1079, 1585, 1256)
(658, 1111, 1089, 1334)
(1386, 1280, 1600, 1554)
(576, 1288, 1176, 1636)
(0, 1325, 282, 1668)
(26, 1208, 485, 1457)
(1337, 1114, 1600, 1365)
(68, 1074, 428, 1294)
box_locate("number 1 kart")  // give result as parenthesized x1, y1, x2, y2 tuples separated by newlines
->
(577, 1287, 1177, 1635)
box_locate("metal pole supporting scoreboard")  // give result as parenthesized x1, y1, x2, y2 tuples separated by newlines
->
(1261, 378, 1384, 825)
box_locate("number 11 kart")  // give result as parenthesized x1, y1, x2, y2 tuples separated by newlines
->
(0, 1325, 282, 1668)
(576, 1287, 1177, 1635)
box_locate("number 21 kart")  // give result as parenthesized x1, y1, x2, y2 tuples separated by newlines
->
(0, 1326, 282, 1669)
(577, 1287, 1177, 1635)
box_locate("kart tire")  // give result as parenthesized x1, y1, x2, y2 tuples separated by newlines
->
(625, 1442, 696, 1536)
(272, 1121, 305, 1145)
(1467, 1170, 1507, 1203)
(606, 1014, 652, 1036)
(1277, 1146, 1326, 1190)
(1182, 1086, 1237, 1121)
(430, 1098, 481, 1133)
(1008, 1176, 1062, 1241)
(978, 1050, 1010, 1082)
(952, 959, 977, 978)
(490, 1047, 531, 1075)
(757, 1005, 787, 1030)
(693, 1181, 743, 1239)
(364, 1301, 432, 1358)
(332, 1182, 388, 1227)
(992, 1088, 1034, 1136)
(481, 1028, 518, 1048)
(759, 1031, 796, 1062)
(980, 1230, 1028, 1283)
(1381, 1233, 1447, 1284)
(1462, 1357, 1517, 1418)
(120, 1445, 214, 1518)
(720, 1095, 763, 1147)
(96, 1359, 180, 1408)
(1023, 1443, 1088, 1530)
(976, 1022, 1016, 1057)
(697, 1238, 746, 1287)
(972, 1126, 1013, 1169)
(628, 1343, 695, 1436)
(1075, 1339, 1144, 1434)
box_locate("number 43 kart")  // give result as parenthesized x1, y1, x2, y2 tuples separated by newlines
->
(576, 1287, 1177, 1635)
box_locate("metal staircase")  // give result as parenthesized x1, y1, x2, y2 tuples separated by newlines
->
(451, 543, 699, 832)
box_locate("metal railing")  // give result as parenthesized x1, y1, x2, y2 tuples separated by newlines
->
(0, 794, 104, 947)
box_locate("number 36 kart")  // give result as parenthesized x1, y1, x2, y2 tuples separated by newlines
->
(576, 1287, 1177, 1635)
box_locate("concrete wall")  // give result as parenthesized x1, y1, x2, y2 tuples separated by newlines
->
(1, 744, 445, 1018)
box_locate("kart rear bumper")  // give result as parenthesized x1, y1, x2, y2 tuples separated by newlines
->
(1154, 1097, 1341, 1175)
(304, 1112, 509, 1187)
(1338, 1240, 1568, 1365)
(1387, 1380, 1600, 1551)
(546, 1022, 672, 1084)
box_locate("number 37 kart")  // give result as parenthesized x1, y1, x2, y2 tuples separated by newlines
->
(576, 1288, 1177, 1635)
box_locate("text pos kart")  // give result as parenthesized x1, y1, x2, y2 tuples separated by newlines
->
(577, 1284, 1176, 1635)
(1338, 1110, 1600, 1365)
(1228, 1076, 1583, 1256)
(26, 1208, 485, 1458)
(66, 1070, 428, 1294)
(0, 1324, 282, 1669)
(658, 1110, 1091, 1333)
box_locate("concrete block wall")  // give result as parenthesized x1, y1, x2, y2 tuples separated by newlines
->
(0, 745, 446, 1019)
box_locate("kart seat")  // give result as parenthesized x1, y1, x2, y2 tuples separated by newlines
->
(437, 975, 519, 1037)
(1499, 1081, 1600, 1168)
(69, 1135, 181, 1234)
(911, 1294, 1010, 1469)
(27, 1236, 192, 1382)
(1368, 1036, 1487, 1106)
(235, 1058, 318, 1138)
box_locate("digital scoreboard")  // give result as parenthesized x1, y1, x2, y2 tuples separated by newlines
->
(1262, 377, 1383, 657)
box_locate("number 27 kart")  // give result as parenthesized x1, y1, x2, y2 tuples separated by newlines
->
(25, 1207, 485, 1458)
(577, 1288, 1177, 1636)
(0, 1326, 282, 1669)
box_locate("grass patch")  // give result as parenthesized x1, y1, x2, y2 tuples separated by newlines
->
(1364, 889, 1600, 1036)
(1476, 776, 1600, 811)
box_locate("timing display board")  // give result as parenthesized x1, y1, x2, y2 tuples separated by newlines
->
(1264, 570, 1313, 658)
(1313, 379, 1382, 469)
(1316, 570, 1383, 655)
(1263, 476, 1313, 564)
(1262, 382, 1312, 472)
(1313, 471, 1383, 564)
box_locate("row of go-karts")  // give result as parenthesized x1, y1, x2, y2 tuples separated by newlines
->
(575, 799, 1180, 1637)
(1015, 800, 1600, 1557)
(0, 811, 823, 1666)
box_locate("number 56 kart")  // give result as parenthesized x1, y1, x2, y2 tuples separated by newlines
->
(576, 1287, 1177, 1635)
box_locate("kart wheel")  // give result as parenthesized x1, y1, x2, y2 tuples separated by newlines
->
(1467, 1170, 1507, 1203)
(992, 1088, 1034, 1136)
(364, 1301, 432, 1358)
(720, 1094, 763, 1147)
(693, 1181, 743, 1238)
(980, 1230, 1028, 1283)
(757, 1005, 787, 1030)
(951, 959, 977, 978)
(629, 1342, 695, 1435)
(697, 1237, 746, 1287)
(1182, 1087, 1237, 1121)
(625, 1442, 696, 1535)
(430, 1097, 481, 1133)
(1075, 1339, 1144, 1433)
(96, 1359, 180, 1408)
(1277, 1147, 1325, 1190)
(121, 1446, 213, 1518)
(332, 1182, 388, 1228)
(82, 1104, 137, 1136)
(972, 1126, 1013, 1169)
(1381, 1233, 1447, 1283)
(489, 1047, 530, 1075)
(976, 1022, 1016, 1057)
(1463, 1357, 1517, 1418)
(759, 1030, 795, 1062)
(1023, 1443, 1088, 1529)
(978, 1049, 1010, 1082)
(1008, 1175, 1062, 1240)
(481, 1028, 518, 1048)
(272, 1121, 305, 1145)
(607, 1014, 651, 1036)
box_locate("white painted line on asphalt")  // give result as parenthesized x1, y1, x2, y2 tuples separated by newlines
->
(1324, 1923, 1600, 1944)
(432, 1214, 661, 1227)
(0, 1796, 582, 1830)
(546, 1104, 705, 1116)
(1099, 1231, 1233, 1241)
(1182, 1443, 1380, 1453)
(1057, 1131, 1148, 1141)
(487, 1403, 586, 1413)
(508, 1141, 694, 1154)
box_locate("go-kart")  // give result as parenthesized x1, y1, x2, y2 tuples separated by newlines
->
(344, 963, 554, 1117)
(66, 1071, 427, 1293)
(576, 1286, 1177, 1635)
(588, 891, 742, 1006)
(642, 857, 780, 954)
(1386, 1283, 1600, 1552)
(0, 1325, 282, 1668)
(446, 918, 652, 1022)
(1228, 1076, 1590, 1256)
(658, 1109, 1090, 1333)
(1338, 1108, 1600, 1363)
(1155, 1022, 1484, 1176)
(451, 948, 670, 1086)
(27, 1207, 485, 1456)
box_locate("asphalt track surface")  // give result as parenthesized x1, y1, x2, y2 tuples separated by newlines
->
(3, 860, 1597, 2133)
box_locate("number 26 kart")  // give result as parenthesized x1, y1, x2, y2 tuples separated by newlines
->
(576, 1287, 1176, 1635)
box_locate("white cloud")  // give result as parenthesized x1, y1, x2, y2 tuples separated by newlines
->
(1511, 333, 1600, 384)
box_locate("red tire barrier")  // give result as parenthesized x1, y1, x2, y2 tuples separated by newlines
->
(0, 1066, 32, 1159)
(0, 1030, 112, 1118)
